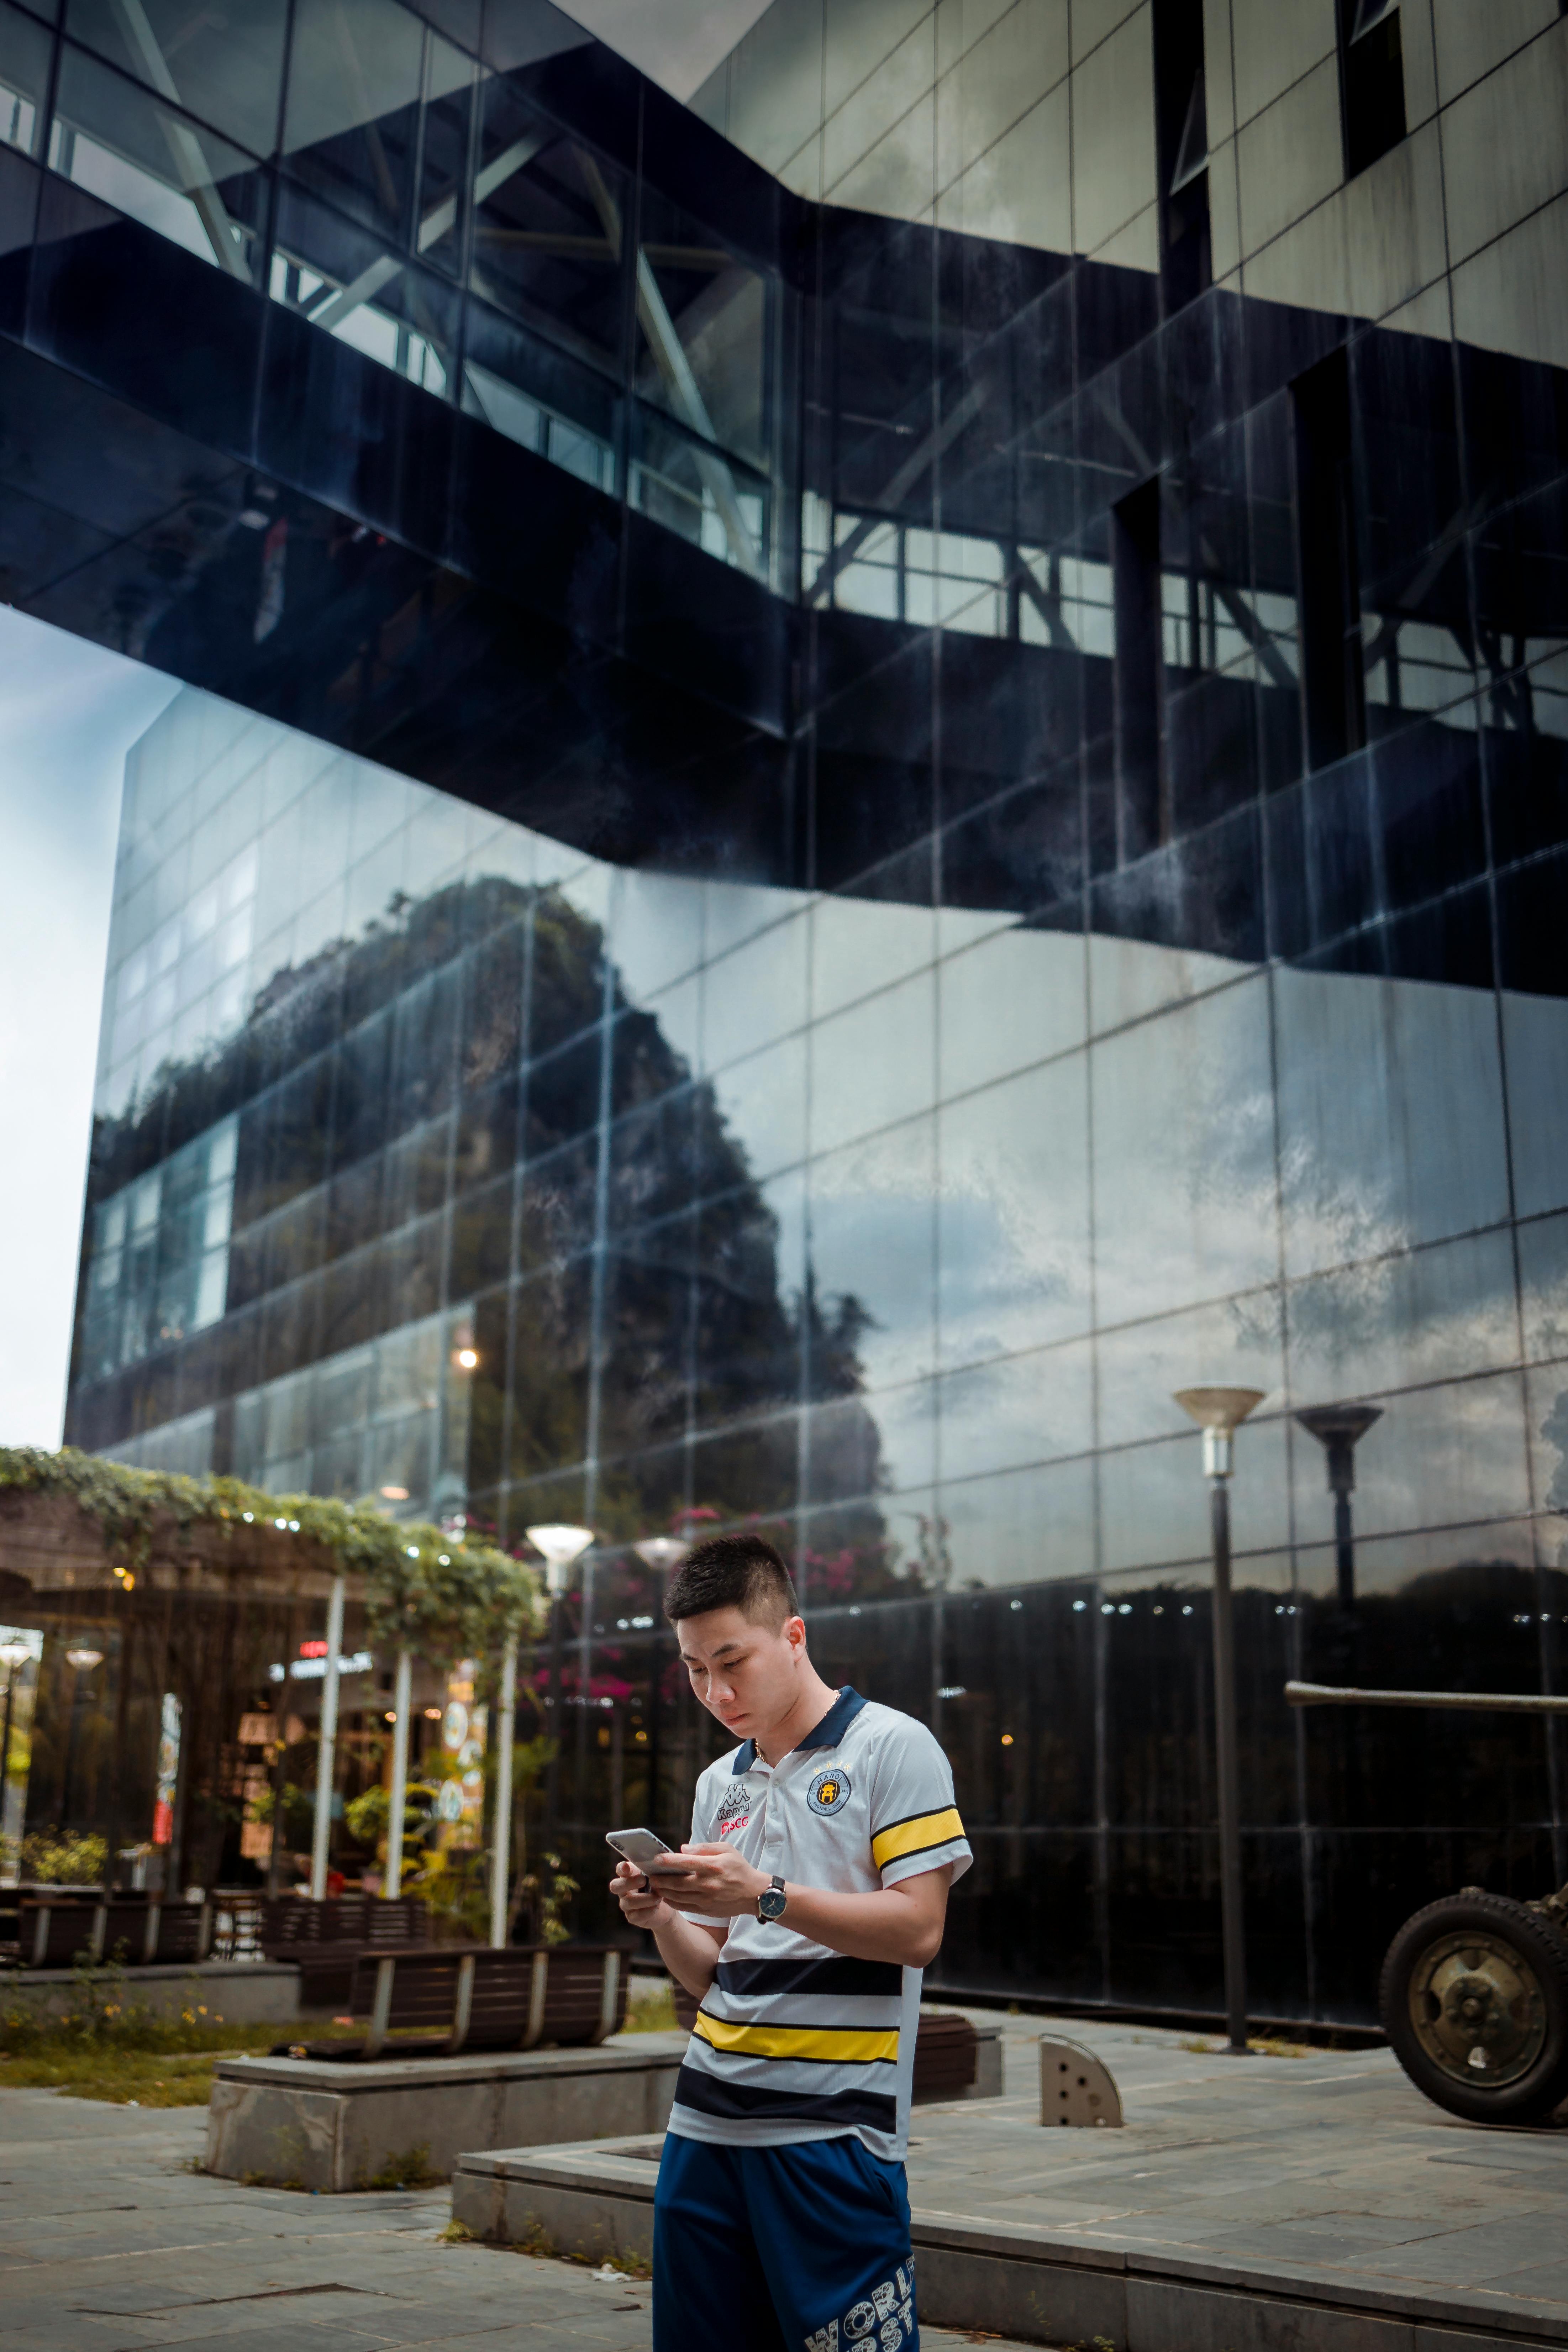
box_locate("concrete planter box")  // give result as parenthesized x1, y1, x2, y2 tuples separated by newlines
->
(205, 2032, 686, 2193)
(1, 1960, 304, 2025)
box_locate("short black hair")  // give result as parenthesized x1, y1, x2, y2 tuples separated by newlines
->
(664, 1533, 799, 1629)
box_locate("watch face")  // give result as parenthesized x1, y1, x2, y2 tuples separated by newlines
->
(758, 1886, 787, 1918)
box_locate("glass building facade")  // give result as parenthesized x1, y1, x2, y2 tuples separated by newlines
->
(3, 0, 1565, 2021)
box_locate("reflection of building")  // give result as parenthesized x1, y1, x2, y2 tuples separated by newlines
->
(3, 0, 1565, 2017)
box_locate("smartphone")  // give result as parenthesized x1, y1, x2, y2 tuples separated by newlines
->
(606, 1826, 686, 1887)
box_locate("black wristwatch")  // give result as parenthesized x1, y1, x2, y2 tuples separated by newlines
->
(757, 1873, 788, 1922)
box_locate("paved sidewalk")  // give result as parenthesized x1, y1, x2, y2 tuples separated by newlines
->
(914, 2009, 1568, 2329)
(0, 2087, 1036, 2352)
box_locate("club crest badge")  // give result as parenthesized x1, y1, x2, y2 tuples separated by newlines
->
(808, 1768, 852, 1815)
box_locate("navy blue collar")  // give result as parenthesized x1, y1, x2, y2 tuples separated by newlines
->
(732, 1685, 866, 1775)
(799, 1685, 867, 1750)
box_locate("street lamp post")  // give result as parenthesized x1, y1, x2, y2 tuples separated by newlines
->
(632, 1538, 689, 1843)
(309, 1578, 346, 1902)
(385, 1647, 414, 1900)
(526, 1525, 595, 1845)
(489, 1638, 517, 1949)
(60, 1646, 104, 1839)
(1294, 1404, 1382, 1614)
(1173, 1386, 1264, 2056)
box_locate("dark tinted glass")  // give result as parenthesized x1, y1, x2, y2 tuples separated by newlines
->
(65, 0, 287, 156)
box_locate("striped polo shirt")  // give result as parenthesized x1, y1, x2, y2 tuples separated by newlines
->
(668, 1685, 971, 2162)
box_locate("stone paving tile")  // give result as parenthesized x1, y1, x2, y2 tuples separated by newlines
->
(0, 2089, 1047, 2352)
(884, 2010, 1568, 2320)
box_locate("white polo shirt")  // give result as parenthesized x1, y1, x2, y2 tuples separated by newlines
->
(667, 1686, 971, 2162)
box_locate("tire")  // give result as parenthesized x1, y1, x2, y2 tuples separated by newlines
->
(1379, 1890, 1568, 2125)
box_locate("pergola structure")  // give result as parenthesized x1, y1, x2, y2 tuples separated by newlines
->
(0, 1454, 542, 1939)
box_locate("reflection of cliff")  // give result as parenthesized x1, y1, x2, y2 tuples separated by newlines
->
(72, 875, 893, 1556)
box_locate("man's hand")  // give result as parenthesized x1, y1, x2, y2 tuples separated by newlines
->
(608, 1857, 683, 1927)
(651, 1841, 770, 1918)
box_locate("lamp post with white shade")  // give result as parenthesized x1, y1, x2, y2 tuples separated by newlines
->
(632, 1536, 690, 1576)
(631, 1536, 689, 1841)
(1172, 1386, 1264, 2055)
(1294, 1403, 1382, 1614)
(526, 1524, 595, 1846)
(59, 1645, 104, 1837)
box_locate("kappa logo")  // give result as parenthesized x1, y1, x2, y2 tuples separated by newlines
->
(808, 1768, 852, 1815)
(716, 1785, 752, 1839)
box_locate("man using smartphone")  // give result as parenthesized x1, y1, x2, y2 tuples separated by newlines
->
(609, 1532, 970, 2352)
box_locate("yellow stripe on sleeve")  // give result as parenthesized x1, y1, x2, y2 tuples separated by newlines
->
(693, 2014, 900, 2065)
(871, 1806, 965, 1870)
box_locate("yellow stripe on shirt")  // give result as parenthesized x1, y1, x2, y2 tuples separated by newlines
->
(693, 2013, 900, 2065)
(871, 1806, 965, 1870)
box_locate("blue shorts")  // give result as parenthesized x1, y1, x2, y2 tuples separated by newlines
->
(653, 2132, 918, 2352)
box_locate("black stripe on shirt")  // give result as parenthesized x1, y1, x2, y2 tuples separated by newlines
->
(672, 2064, 897, 2134)
(715, 1954, 903, 2000)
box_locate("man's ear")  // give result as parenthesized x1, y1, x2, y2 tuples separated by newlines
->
(785, 1614, 807, 1655)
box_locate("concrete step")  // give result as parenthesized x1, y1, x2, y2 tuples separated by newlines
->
(451, 2129, 1568, 2351)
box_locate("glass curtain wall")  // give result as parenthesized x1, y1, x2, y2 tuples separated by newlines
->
(60, 647, 1568, 2019)
(0, 0, 784, 574)
(27, 0, 1568, 2019)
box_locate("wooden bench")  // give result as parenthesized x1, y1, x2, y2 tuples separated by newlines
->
(258, 1894, 428, 1951)
(11, 1893, 212, 1968)
(283, 1942, 631, 2059)
(911, 2009, 979, 2101)
(259, 1895, 435, 2009)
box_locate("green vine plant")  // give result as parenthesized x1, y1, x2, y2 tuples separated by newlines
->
(0, 1447, 546, 1665)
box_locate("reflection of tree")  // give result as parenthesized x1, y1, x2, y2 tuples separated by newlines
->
(72, 874, 909, 1591)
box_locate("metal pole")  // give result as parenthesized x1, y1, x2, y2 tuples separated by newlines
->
(1209, 1474, 1248, 2054)
(309, 1577, 346, 1902)
(1333, 1489, 1356, 1615)
(1287, 1679, 1568, 1714)
(544, 1593, 563, 1840)
(266, 1717, 290, 1899)
(101, 1620, 134, 1900)
(0, 1665, 15, 1878)
(490, 1642, 517, 1949)
(60, 1665, 83, 1831)
(385, 1648, 412, 1899)
(266, 1603, 297, 1901)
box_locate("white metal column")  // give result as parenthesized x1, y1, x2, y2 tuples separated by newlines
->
(489, 1642, 517, 1948)
(384, 1648, 413, 1898)
(309, 1576, 346, 1901)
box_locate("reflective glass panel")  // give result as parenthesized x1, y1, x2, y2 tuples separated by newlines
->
(0, 0, 50, 156)
(630, 403, 770, 579)
(462, 296, 617, 493)
(50, 43, 267, 280)
(635, 184, 771, 475)
(270, 181, 459, 398)
(64, 0, 287, 159)
(469, 78, 625, 366)
(283, 0, 425, 244)
(415, 30, 472, 277)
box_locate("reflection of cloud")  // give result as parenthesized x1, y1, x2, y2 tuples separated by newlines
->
(807, 1168, 934, 1390)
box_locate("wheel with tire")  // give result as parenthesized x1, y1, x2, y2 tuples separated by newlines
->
(1379, 1889, 1568, 2124)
